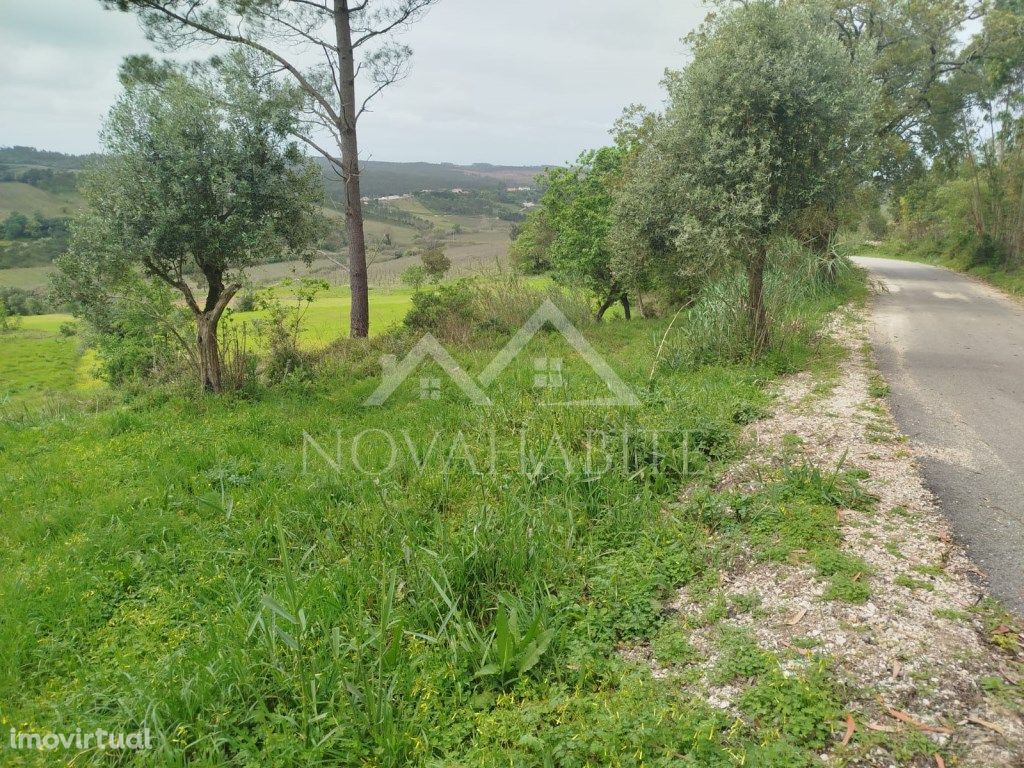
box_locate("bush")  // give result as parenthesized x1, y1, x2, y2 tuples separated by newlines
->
(253, 278, 327, 382)
(0, 298, 19, 332)
(233, 290, 258, 312)
(402, 277, 593, 343)
(969, 233, 1003, 268)
(658, 239, 861, 370)
(0, 286, 53, 315)
(400, 264, 427, 291)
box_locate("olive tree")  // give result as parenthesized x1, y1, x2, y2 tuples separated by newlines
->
(527, 147, 632, 320)
(54, 73, 324, 391)
(615, 1, 875, 350)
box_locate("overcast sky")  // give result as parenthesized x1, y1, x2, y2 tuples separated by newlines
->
(0, 0, 707, 166)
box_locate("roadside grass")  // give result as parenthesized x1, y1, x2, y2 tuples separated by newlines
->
(0, 269, 869, 765)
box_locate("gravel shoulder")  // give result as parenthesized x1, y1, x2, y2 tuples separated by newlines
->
(629, 304, 1024, 766)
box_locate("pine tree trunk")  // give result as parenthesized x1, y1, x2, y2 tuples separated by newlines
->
(335, 0, 370, 339)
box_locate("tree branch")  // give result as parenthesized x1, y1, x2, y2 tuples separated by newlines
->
(135, 1, 340, 123)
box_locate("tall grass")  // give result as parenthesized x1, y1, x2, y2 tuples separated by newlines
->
(662, 238, 864, 371)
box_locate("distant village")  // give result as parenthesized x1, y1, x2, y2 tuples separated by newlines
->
(362, 186, 535, 207)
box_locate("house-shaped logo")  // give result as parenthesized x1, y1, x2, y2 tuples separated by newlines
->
(362, 333, 490, 406)
(362, 300, 640, 408)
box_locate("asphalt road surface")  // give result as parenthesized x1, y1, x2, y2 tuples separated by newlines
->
(854, 256, 1024, 614)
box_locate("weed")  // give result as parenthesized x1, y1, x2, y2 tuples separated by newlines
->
(739, 659, 841, 749)
(711, 627, 776, 683)
(895, 574, 935, 591)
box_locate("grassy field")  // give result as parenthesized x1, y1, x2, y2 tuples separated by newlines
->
(0, 213, 512, 291)
(0, 269, 873, 766)
(0, 182, 83, 218)
(0, 286, 420, 408)
(227, 284, 416, 346)
(0, 314, 96, 406)
(0, 265, 54, 290)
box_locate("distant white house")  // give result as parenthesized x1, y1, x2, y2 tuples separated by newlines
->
(506, 186, 533, 192)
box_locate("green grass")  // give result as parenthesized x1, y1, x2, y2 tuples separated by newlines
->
(0, 181, 83, 218)
(226, 284, 416, 347)
(0, 314, 97, 405)
(0, 271, 870, 765)
(0, 265, 55, 290)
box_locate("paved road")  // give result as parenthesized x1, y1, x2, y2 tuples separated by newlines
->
(854, 256, 1024, 614)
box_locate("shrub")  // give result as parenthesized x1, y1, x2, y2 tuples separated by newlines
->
(0, 298, 19, 332)
(0, 286, 52, 315)
(253, 278, 327, 382)
(659, 239, 860, 369)
(401, 264, 427, 291)
(420, 246, 451, 283)
(864, 207, 889, 239)
(233, 290, 258, 312)
(402, 277, 593, 343)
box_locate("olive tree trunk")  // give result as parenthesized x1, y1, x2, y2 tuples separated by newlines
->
(194, 281, 240, 393)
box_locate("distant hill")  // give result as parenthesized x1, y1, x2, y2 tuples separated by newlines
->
(0, 147, 542, 275)
(0, 146, 102, 171)
(1, 147, 545, 204)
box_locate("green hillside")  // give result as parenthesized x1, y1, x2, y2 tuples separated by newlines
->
(0, 182, 82, 218)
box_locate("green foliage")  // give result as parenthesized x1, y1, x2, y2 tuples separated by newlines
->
(53, 66, 324, 391)
(420, 245, 451, 283)
(656, 240, 866, 368)
(400, 264, 427, 290)
(864, 207, 889, 239)
(509, 207, 554, 275)
(0, 297, 16, 332)
(711, 627, 775, 683)
(473, 599, 555, 688)
(402, 276, 593, 342)
(739, 661, 842, 750)
(252, 278, 328, 381)
(402, 281, 478, 336)
(539, 147, 626, 307)
(0, 266, 870, 764)
(0, 286, 52, 316)
(615, 1, 875, 345)
(3, 210, 29, 239)
(651, 621, 697, 666)
(83, 280, 192, 386)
